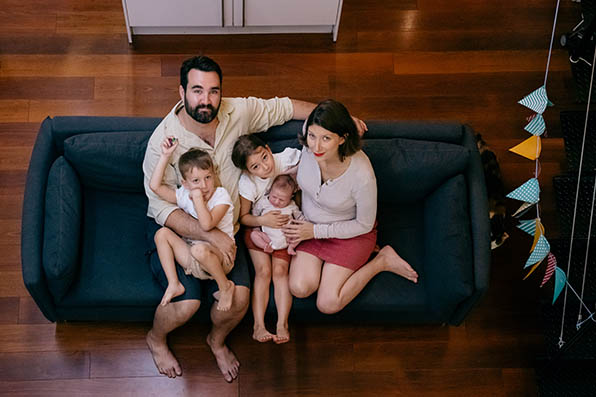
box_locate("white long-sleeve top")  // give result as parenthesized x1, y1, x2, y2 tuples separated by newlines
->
(297, 147, 377, 239)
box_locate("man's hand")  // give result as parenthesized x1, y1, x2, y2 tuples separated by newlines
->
(207, 228, 237, 268)
(260, 211, 291, 228)
(351, 116, 368, 136)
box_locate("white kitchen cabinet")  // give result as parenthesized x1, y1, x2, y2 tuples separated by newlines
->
(122, 0, 343, 43)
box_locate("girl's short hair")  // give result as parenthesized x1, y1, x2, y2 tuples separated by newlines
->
(299, 99, 361, 161)
(232, 134, 267, 170)
(178, 148, 215, 180)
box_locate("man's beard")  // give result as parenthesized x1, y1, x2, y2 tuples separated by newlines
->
(184, 96, 220, 124)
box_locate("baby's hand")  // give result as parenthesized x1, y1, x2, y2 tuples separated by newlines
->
(161, 136, 178, 156)
(260, 211, 290, 229)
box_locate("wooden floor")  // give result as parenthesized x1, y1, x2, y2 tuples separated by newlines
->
(0, 0, 587, 395)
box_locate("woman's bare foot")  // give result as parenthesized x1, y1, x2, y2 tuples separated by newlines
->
(252, 325, 274, 342)
(206, 334, 240, 383)
(216, 280, 235, 311)
(146, 329, 182, 378)
(160, 282, 185, 306)
(273, 323, 290, 344)
(379, 245, 418, 283)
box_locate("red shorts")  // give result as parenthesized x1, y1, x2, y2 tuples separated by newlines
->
(243, 227, 291, 263)
(295, 226, 377, 271)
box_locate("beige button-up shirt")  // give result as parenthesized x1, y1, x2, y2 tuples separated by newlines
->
(142, 96, 294, 233)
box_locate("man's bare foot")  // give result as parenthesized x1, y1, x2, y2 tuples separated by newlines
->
(146, 329, 182, 378)
(215, 280, 235, 311)
(252, 325, 274, 342)
(273, 323, 290, 344)
(160, 282, 185, 306)
(206, 334, 240, 383)
(378, 245, 418, 283)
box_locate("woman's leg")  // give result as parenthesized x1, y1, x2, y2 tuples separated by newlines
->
(191, 242, 235, 312)
(271, 256, 291, 344)
(154, 227, 192, 306)
(288, 251, 324, 298)
(248, 249, 274, 342)
(316, 246, 418, 314)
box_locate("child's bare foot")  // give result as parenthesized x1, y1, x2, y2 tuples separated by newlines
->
(263, 243, 274, 254)
(378, 245, 418, 283)
(216, 280, 235, 311)
(160, 282, 185, 306)
(252, 325, 274, 342)
(273, 323, 290, 344)
(287, 246, 297, 255)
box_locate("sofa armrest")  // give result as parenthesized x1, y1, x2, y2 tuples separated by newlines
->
(21, 118, 58, 321)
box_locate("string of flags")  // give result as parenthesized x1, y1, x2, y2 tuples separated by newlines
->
(510, 85, 566, 303)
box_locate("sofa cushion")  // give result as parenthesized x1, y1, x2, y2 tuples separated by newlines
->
(363, 138, 470, 203)
(43, 156, 82, 301)
(64, 131, 150, 193)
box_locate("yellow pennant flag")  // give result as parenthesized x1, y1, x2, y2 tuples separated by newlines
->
(523, 258, 544, 280)
(530, 219, 545, 252)
(509, 136, 542, 160)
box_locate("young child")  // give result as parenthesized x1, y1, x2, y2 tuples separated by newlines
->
(231, 134, 301, 344)
(250, 174, 305, 255)
(149, 136, 235, 311)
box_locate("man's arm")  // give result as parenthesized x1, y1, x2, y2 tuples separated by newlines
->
(164, 209, 236, 267)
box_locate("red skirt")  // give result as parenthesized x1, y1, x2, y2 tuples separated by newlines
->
(295, 226, 377, 271)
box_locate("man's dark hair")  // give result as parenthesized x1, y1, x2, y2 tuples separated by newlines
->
(232, 134, 268, 170)
(299, 99, 361, 161)
(180, 56, 223, 91)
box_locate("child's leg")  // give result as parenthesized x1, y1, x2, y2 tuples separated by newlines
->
(250, 229, 274, 253)
(190, 242, 235, 311)
(154, 227, 191, 306)
(248, 249, 275, 342)
(271, 256, 292, 344)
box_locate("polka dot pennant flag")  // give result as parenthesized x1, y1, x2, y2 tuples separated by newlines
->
(552, 266, 566, 305)
(518, 85, 552, 114)
(524, 234, 550, 268)
(541, 252, 557, 287)
(506, 178, 540, 204)
(524, 113, 546, 136)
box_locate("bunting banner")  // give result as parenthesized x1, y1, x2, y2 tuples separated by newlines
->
(541, 252, 557, 287)
(517, 219, 538, 235)
(506, 178, 540, 204)
(524, 113, 546, 136)
(509, 136, 542, 160)
(513, 202, 535, 218)
(524, 234, 550, 268)
(553, 266, 566, 304)
(518, 85, 551, 114)
(524, 259, 545, 280)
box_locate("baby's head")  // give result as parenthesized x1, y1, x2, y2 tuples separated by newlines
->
(267, 174, 297, 208)
(178, 148, 219, 200)
(232, 135, 275, 179)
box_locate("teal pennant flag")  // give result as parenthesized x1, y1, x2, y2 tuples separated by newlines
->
(524, 113, 546, 136)
(519, 85, 552, 114)
(507, 178, 540, 204)
(524, 234, 550, 268)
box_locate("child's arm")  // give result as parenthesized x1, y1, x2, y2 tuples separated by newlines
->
(149, 136, 178, 204)
(190, 189, 230, 231)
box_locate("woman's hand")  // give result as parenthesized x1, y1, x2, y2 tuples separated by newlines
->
(283, 220, 314, 245)
(260, 211, 290, 228)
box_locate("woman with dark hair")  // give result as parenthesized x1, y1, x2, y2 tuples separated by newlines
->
(283, 99, 418, 314)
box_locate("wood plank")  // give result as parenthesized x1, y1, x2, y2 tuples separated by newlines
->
(18, 297, 52, 325)
(397, 368, 505, 396)
(0, 100, 30, 123)
(0, 55, 162, 78)
(0, 77, 95, 100)
(0, 351, 89, 381)
(0, 10, 56, 34)
(393, 50, 570, 75)
(56, 12, 127, 34)
(0, 270, 28, 297)
(0, 297, 19, 324)
(0, 34, 131, 55)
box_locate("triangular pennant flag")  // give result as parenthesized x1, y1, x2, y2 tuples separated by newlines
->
(523, 258, 544, 280)
(524, 114, 546, 136)
(530, 219, 545, 252)
(518, 85, 549, 114)
(507, 178, 540, 204)
(553, 267, 566, 304)
(509, 136, 542, 160)
(513, 202, 535, 218)
(547, 99, 554, 107)
(541, 252, 557, 287)
(524, 235, 550, 268)
(517, 219, 537, 235)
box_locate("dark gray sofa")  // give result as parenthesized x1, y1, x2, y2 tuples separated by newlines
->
(21, 116, 490, 325)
